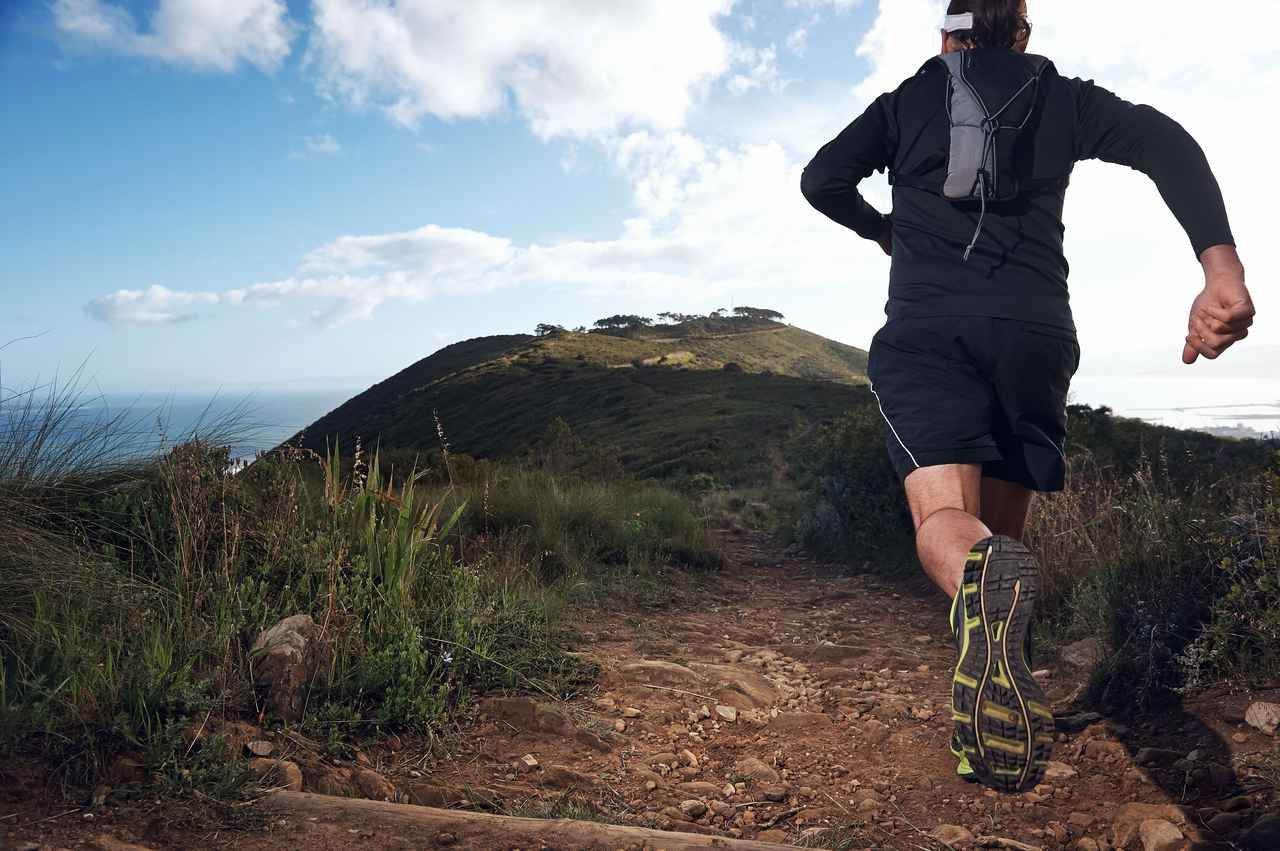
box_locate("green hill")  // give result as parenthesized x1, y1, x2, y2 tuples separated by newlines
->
(291, 318, 1276, 490)
(292, 320, 871, 485)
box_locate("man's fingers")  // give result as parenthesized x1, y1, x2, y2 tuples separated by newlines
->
(1182, 341, 1199, 364)
(1203, 301, 1256, 327)
(1195, 314, 1235, 335)
(1189, 319, 1234, 351)
(1185, 334, 1223, 360)
(1191, 315, 1251, 349)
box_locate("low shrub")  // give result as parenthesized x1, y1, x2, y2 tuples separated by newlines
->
(1029, 452, 1279, 710)
(0, 385, 719, 801)
(788, 407, 914, 571)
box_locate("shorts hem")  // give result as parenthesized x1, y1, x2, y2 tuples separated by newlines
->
(895, 446, 1003, 482)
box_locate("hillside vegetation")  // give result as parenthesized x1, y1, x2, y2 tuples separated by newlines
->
(294, 318, 870, 487)
(0, 385, 724, 823)
(295, 316, 1274, 497)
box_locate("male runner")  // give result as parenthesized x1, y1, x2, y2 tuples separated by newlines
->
(800, 0, 1255, 793)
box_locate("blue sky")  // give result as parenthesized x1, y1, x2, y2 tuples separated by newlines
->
(3, 0, 1275, 397)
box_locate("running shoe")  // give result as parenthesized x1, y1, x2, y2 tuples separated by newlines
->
(949, 536, 1054, 793)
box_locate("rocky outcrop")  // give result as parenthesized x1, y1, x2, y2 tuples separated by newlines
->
(250, 615, 325, 722)
(1244, 701, 1280, 735)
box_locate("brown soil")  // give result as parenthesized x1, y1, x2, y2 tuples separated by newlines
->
(5, 530, 1277, 851)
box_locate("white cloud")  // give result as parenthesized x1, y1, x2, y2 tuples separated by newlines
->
(727, 44, 781, 95)
(87, 137, 880, 330)
(785, 26, 810, 56)
(85, 0, 1276, 364)
(52, 0, 294, 72)
(88, 226, 519, 328)
(306, 0, 737, 139)
(304, 133, 342, 155)
(84, 285, 223, 324)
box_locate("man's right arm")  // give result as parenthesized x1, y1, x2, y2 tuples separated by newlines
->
(800, 93, 896, 252)
(1073, 80, 1254, 363)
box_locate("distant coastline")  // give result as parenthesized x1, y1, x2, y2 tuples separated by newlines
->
(1070, 374, 1280, 442)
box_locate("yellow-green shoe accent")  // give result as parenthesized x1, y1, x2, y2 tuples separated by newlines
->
(949, 732, 977, 781)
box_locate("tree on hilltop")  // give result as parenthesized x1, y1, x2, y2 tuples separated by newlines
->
(535, 323, 566, 336)
(593, 315, 653, 331)
(659, 312, 707, 324)
(733, 306, 785, 322)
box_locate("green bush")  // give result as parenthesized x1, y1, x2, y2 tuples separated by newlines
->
(789, 407, 914, 570)
(0, 390, 717, 797)
(436, 463, 722, 603)
(1029, 452, 1279, 709)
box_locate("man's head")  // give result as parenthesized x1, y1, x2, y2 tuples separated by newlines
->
(942, 0, 1031, 55)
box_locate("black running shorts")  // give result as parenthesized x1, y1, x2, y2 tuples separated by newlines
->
(866, 317, 1081, 493)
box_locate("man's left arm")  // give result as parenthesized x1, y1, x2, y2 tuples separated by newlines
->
(1073, 82, 1255, 362)
(801, 93, 896, 255)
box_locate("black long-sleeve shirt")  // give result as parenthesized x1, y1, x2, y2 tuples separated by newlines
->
(801, 49, 1235, 331)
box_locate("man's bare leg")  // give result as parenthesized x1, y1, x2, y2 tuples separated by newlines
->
(913, 466, 1053, 792)
(905, 464, 990, 599)
(980, 478, 1034, 539)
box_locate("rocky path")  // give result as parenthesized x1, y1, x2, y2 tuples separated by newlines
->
(385, 530, 1275, 851)
(10, 531, 1279, 850)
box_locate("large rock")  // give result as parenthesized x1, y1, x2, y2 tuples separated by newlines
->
(1137, 819, 1183, 851)
(541, 765, 595, 789)
(679, 800, 707, 819)
(1060, 638, 1103, 669)
(1112, 804, 1186, 849)
(618, 660, 706, 688)
(251, 615, 324, 722)
(769, 712, 831, 732)
(931, 824, 974, 847)
(732, 756, 779, 783)
(308, 766, 357, 797)
(1244, 702, 1280, 735)
(688, 662, 780, 709)
(1044, 761, 1078, 781)
(355, 768, 397, 802)
(247, 758, 303, 792)
(481, 696, 611, 752)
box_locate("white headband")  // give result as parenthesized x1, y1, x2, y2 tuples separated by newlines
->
(943, 12, 975, 32)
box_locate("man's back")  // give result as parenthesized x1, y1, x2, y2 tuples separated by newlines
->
(801, 48, 1234, 331)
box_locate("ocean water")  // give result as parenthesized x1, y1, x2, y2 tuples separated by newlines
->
(1070, 375, 1280, 439)
(76, 390, 359, 460)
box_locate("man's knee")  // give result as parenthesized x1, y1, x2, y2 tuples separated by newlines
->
(915, 505, 977, 534)
(903, 464, 983, 527)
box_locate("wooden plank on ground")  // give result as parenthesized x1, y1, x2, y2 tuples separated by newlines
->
(265, 791, 797, 850)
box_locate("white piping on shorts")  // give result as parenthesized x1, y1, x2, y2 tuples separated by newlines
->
(1024, 422, 1068, 464)
(869, 381, 920, 468)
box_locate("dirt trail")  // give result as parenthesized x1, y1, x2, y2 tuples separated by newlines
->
(343, 530, 1276, 850)
(11, 531, 1277, 851)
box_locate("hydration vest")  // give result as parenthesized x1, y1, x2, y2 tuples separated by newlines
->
(935, 51, 1050, 260)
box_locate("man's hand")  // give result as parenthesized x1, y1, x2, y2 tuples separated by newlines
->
(876, 217, 893, 257)
(1183, 245, 1254, 364)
